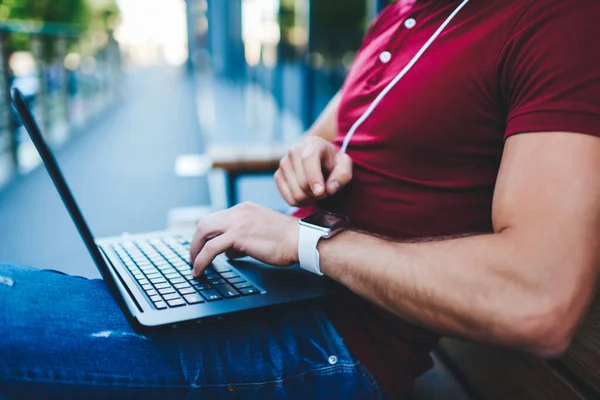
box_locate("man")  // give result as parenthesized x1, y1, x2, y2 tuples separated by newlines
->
(1, 0, 599, 399)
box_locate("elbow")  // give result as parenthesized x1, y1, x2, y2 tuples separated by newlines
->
(528, 322, 575, 358)
(509, 299, 580, 358)
(497, 247, 597, 358)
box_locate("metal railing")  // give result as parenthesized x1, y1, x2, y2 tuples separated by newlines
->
(0, 21, 121, 188)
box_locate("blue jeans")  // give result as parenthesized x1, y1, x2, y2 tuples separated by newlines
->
(0, 264, 384, 399)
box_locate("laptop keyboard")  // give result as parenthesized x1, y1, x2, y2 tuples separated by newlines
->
(111, 237, 261, 310)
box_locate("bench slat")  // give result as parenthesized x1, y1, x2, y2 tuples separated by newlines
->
(439, 339, 589, 399)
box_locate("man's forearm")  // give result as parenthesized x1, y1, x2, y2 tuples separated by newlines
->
(318, 230, 591, 356)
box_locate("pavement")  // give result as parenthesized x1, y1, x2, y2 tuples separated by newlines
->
(0, 66, 208, 278)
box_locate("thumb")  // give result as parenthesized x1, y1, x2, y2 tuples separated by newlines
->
(326, 152, 353, 195)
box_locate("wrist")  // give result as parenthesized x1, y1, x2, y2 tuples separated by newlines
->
(286, 217, 300, 265)
(297, 211, 349, 276)
(316, 229, 354, 276)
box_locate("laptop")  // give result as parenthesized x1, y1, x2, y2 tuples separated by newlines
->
(10, 88, 338, 330)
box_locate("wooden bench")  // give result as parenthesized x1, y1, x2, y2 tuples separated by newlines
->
(206, 144, 286, 207)
(438, 293, 600, 399)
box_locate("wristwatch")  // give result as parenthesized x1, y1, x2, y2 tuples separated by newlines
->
(298, 211, 350, 276)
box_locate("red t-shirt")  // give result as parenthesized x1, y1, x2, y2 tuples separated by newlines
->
(299, 0, 600, 397)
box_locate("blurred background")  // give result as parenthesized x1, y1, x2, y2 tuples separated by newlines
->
(0, 0, 388, 277)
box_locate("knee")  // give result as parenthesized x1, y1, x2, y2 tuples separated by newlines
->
(0, 263, 27, 287)
(0, 263, 39, 284)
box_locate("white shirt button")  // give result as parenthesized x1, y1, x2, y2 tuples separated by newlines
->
(379, 51, 392, 63)
(404, 18, 416, 29)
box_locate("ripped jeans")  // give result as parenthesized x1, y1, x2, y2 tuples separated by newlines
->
(0, 264, 384, 400)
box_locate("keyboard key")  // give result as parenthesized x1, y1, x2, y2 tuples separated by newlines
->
(174, 282, 191, 289)
(184, 293, 205, 304)
(170, 277, 185, 284)
(192, 283, 211, 291)
(137, 261, 151, 267)
(146, 289, 158, 296)
(138, 278, 150, 286)
(199, 289, 223, 302)
(162, 268, 178, 276)
(220, 272, 240, 279)
(209, 278, 226, 285)
(215, 284, 240, 299)
(141, 284, 153, 291)
(163, 293, 182, 301)
(172, 260, 188, 267)
(149, 277, 167, 284)
(154, 301, 167, 310)
(154, 282, 171, 289)
(227, 277, 246, 284)
(233, 281, 253, 290)
(178, 287, 196, 295)
(150, 295, 162, 303)
(239, 286, 260, 296)
(158, 287, 176, 295)
(145, 273, 161, 280)
(212, 263, 231, 273)
(167, 299, 186, 307)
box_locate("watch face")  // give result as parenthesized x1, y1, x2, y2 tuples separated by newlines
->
(301, 211, 349, 230)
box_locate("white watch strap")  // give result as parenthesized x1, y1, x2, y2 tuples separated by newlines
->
(298, 225, 327, 276)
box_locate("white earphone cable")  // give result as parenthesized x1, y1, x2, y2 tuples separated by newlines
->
(339, 0, 470, 154)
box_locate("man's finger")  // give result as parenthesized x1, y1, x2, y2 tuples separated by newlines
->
(274, 169, 296, 206)
(192, 233, 235, 277)
(280, 157, 309, 205)
(290, 150, 310, 194)
(301, 145, 331, 196)
(189, 211, 231, 263)
(326, 152, 353, 195)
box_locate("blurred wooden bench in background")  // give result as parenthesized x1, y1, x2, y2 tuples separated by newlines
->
(207, 144, 285, 207)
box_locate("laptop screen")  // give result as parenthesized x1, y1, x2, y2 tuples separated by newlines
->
(9, 88, 133, 316)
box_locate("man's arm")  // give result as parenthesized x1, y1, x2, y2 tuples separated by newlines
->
(189, 131, 600, 357)
(306, 92, 341, 142)
(319, 132, 600, 357)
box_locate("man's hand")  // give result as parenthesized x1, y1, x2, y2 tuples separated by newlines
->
(274, 136, 353, 206)
(189, 202, 299, 277)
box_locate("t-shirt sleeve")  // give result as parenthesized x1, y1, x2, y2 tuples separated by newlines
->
(501, 0, 600, 140)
